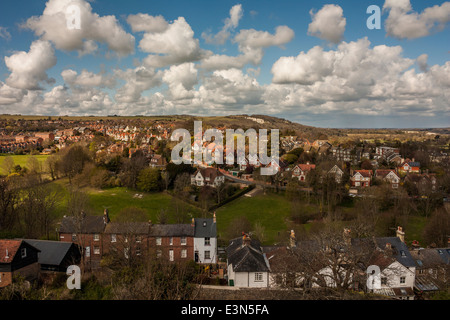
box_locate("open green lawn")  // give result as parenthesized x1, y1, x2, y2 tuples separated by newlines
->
(216, 191, 292, 245)
(405, 215, 428, 246)
(51, 180, 201, 223)
(0, 154, 50, 175)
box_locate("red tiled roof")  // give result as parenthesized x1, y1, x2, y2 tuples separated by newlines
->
(0, 240, 22, 263)
(354, 170, 373, 178)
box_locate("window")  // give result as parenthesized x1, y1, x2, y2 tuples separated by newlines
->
(181, 249, 187, 258)
(156, 250, 162, 258)
(94, 246, 100, 255)
(136, 247, 141, 256)
(72, 233, 77, 241)
(400, 276, 406, 284)
(181, 237, 187, 245)
(94, 234, 100, 241)
(169, 249, 174, 261)
(204, 237, 210, 246)
(381, 277, 387, 285)
(255, 273, 263, 282)
(136, 236, 142, 243)
(204, 251, 210, 260)
(156, 237, 162, 246)
(85, 246, 90, 258)
(111, 234, 117, 243)
(169, 237, 173, 246)
(21, 248, 27, 258)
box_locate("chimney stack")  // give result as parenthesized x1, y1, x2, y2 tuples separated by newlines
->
(191, 218, 195, 227)
(289, 230, 296, 248)
(396, 226, 405, 243)
(242, 233, 251, 247)
(343, 228, 352, 246)
(213, 212, 216, 224)
(103, 208, 110, 225)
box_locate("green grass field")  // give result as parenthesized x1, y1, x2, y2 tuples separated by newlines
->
(51, 180, 201, 224)
(0, 154, 50, 175)
(216, 192, 292, 245)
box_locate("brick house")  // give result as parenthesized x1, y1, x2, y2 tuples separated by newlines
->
(350, 170, 373, 188)
(58, 212, 216, 265)
(375, 169, 400, 189)
(149, 223, 195, 262)
(58, 211, 110, 270)
(292, 163, 316, 182)
(0, 240, 40, 288)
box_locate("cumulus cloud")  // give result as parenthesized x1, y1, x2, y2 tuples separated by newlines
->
(162, 63, 198, 100)
(138, 17, 207, 68)
(61, 69, 116, 89)
(308, 4, 346, 44)
(24, 0, 135, 56)
(383, 0, 450, 39)
(202, 4, 243, 45)
(200, 25, 294, 71)
(127, 14, 169, 33)
(4, 40, 57, 90)
(269, 37, 450, 118)
(114, 66, 162, 103)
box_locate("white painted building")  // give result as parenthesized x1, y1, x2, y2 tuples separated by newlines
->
(193, 216, 217, 264)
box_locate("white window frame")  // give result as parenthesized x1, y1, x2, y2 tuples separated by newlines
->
(94, 246, 100, 255)
(156, 237, 162, 246)
(255, 272, 264, 282)
(204, 250, 211, 260)
(169, 249, 174, 262)
(400, 276, 406, 284)
(94, 234, 100, 242)
(204, 237, 211, 246)
(169, 237, 173, 246)
(111, 234, 117, 243)
(181, 236, 187, 245)
(181, 249, 187, 258)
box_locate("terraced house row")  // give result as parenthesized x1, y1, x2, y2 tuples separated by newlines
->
(57, 210, 217, 269)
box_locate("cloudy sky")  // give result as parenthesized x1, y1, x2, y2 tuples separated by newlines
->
(0, 0, 449, 128)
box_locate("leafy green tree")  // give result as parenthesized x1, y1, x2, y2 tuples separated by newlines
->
(137, 168, 162, 192)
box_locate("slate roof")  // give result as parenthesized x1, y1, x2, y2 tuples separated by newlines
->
(410, 248, 450, 267)
(23, 239, 78, 266)
(104, 222, 150, 234)
(374, 237, 416, 268)
(227, 236, 270, 273)
(194, 218, 217, 238)
(149, 224, 195, 237)
(59, 215, 107, 234)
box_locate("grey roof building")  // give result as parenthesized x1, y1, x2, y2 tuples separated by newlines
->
(59, 214, 108, 234)
(227, 235, 270, 273)
(194, 218, 217, 238)
(23, 239, 81, 272)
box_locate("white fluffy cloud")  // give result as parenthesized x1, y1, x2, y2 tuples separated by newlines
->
(61, 69, 116, 88)
(137, 17, 206, 68)
(127, 14, 169, 33)
(24, 0, 135, 56)
(162, 63, 198, 100)
(114, 66, 162, 104)
(269, 37, 450, 118)
(308, 4, 346, 44)
(200, 25, 294, 71)
(202, 4, 243, 45)
(383, 0, 450, 39)
(4, 40, 56, 90)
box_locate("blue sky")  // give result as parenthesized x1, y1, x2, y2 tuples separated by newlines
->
(0, 0, 449, 128)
